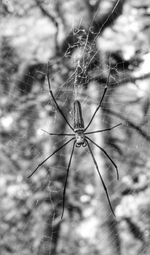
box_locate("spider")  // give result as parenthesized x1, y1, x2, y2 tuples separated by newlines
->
(28, 71, 121, 219)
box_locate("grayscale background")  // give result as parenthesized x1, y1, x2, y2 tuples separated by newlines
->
(1, 0, 150, 254)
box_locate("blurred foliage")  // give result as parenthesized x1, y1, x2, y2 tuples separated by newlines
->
(1, 0, 150, 255)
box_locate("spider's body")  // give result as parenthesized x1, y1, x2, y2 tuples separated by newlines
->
(28, 72, 121, 219)
(75, 130, 86, 147)
(74, 100, 86, 147)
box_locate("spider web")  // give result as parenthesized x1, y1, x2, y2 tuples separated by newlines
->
(1, 0, 150, 255)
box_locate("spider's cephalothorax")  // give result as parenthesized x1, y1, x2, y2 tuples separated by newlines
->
(74, 100, 86, 147)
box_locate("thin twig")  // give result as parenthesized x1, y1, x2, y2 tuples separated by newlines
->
(103, 108, 150, 141)
(35, 0, 59, 52)
(35, 0, 58, 28)
(90, 72, 150, 87)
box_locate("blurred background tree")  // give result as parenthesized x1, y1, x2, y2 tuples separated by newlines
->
(1, 0, 150, 254)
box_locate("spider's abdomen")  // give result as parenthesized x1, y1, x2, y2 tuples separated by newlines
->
(74, 100, 84, 131)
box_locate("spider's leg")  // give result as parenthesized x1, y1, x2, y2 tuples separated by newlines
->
(84, 86, 107, 131)
(28, 137, 75, 178)
(41, 129, 74, 136)
(85, 123, 122, 135)
(84, 71, 111, 132)
(86, 139, 115, 216)
(47, 73, 74, 131)
(86, 136, 119, 180)
(61, 140, 76, 220)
